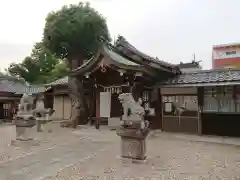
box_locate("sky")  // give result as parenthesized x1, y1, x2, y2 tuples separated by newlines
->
(1, 0, 240, 71)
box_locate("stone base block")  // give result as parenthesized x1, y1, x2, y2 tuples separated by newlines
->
(117, 124, 150, 160)
(16, 137, 34, 141)
(11, 139, 40, 147)
(36, 120, 44, 132)
(120, 136, 147, 160)
(16, 126, 34, 140)
(116, 156, 148, 165)
(36, 118, 52, 132)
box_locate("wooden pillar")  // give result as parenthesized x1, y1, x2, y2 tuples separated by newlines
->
(197, 87, 204, 135)
(158, 88, 163, 130)
(9, 101, 13, 120)
(88, 89, 95, 124)
(233, 86, 237, 112)
(149, 88, 162, 129)
(96, 90, 100, 118)
(62, 95, 65, 120)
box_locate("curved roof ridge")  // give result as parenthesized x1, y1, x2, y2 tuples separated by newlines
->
(114, 36, 180, 73)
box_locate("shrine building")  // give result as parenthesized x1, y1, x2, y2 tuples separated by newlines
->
(70, 36, 180, 129)
(46, 37, 240, 138)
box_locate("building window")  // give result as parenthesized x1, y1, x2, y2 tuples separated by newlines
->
(218, 95, 235, 112)
(203, 95, 218, 112)
(163, 95, 198, 116)
(142, 91, 150, 102)
(142, 91, 150, 111)
(235, 86, 240, 112)
(226, 51, 236, 55)
(236, 96, 240, 112)
(203, 87, 235, 112)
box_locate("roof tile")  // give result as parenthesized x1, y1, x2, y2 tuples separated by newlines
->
(46, 76, 68, 86)
(163, 69, 240, 85)
(0, 77, 45, 94)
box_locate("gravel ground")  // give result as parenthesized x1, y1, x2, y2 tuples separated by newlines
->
(0, 123, 240, 180)
(0, 123, 81, 162)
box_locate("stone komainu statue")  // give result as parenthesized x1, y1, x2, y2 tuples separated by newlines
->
(15, 93, 36, 141)
(33, 100, 55, 118)
(118, 93, 145, 121)
(18, 93, 35, 113)
(118, 93, 149, 131)
(117, 92, 150, 160)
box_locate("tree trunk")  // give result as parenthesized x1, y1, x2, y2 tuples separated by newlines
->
(67, 54, 89, 128)
(68, 76, 88, 128)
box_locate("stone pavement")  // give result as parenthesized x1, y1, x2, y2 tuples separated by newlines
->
(0, 123, 240, 179)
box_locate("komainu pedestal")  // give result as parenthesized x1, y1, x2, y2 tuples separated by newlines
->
(33, 94, 54, 132)
(15, 94, 36, 141)
(117, 93, 150, 160)
(117, 123, 149, 160)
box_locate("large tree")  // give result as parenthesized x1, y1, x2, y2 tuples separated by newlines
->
(43, 2, 111, 127)
(43, 2, 111, 67)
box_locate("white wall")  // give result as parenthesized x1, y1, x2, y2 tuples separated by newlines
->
(100, 92, 111, 118)
(213, 47, 240, 59)
(63, 96, 71, 119)
(52, 95, 71, 120)
(180, 67, 202, 73)
(53, 96, 63, 120)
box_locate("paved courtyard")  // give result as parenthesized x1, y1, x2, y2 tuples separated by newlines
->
(0, 123, 240, 180)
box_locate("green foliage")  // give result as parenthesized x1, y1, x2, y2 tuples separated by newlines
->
(7, 42, 69, 84)
(49, 60, 70, 81)
(8, 56, 40, 83)
(43, 2, 111, 66)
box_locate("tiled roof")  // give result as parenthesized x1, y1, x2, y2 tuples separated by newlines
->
(177, 61, 201, 69)
(71, 44, 144, 76)
(0, 77, 45, 94)
(162, 69, 240, 86)
(104, 46, 139, 66)
(115, 36, 180, 72)
(46, 76, 68, 86)
(16, 86, 46, 94)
